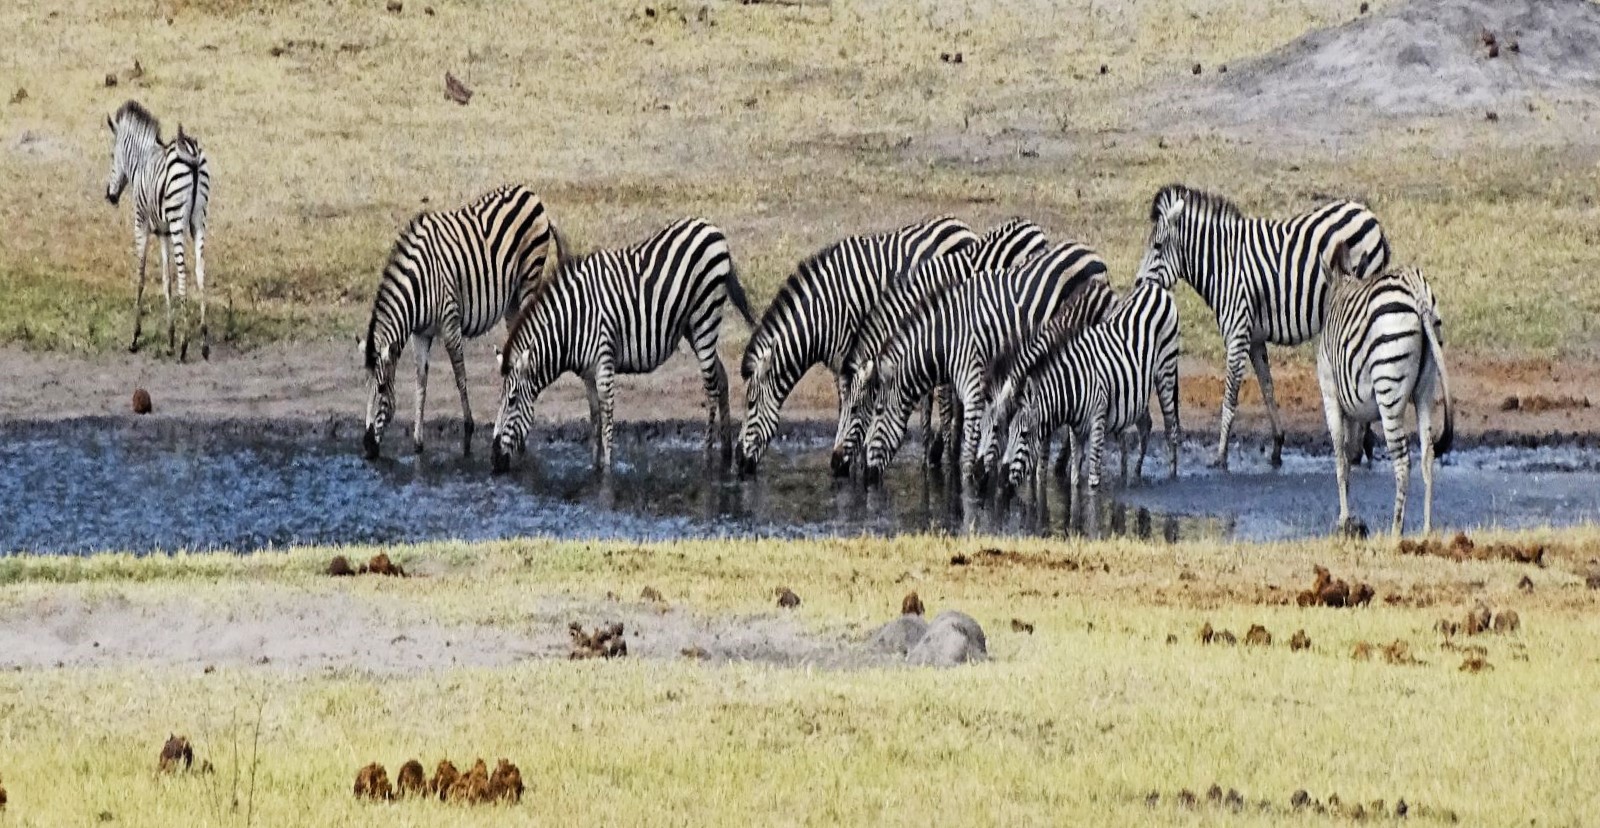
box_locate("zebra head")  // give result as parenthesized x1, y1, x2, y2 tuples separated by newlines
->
(490, 346, 545, 473)
(1001, 399, 1044, 491)
(361, 335, 403, 459)
(1136, 191, 1187, 290)
(734, 348, 780, 478)
(830, 359, 878, 478)
(861, 358, 913, 488)
(105, 101, 157, 206)
(975, 371, 1022, 490)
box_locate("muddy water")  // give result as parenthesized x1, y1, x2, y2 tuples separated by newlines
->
(1, 419, 1597, 554)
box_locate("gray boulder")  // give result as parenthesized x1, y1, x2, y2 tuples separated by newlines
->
(906, 610, 988, 667)
(866, 614, 929, 655)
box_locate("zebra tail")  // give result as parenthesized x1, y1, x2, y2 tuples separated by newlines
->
(722, 261, 758, 329)
(1421, 306, 1454, 457)
(546, 221, 572, 283)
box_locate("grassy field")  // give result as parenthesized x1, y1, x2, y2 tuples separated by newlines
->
(1, 530, 1597, 825)
(2, 0, 1598, 358)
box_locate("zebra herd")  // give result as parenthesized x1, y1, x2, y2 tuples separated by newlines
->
(102, 100, 1455, 537)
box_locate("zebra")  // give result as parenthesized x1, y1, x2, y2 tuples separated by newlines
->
(1316, 254, 1454, 537)
(831, 218, 1051, 477)
(997, 276, 1182, 495)
(490, 217, 756, 473)
(104, 100, 212, 359)
(1138, 184, 1390, 469)
(361, 184, 559, 460)
(860, 240, 1109, 486)
(734, 216, 980, 476)
(974, 275, 1124, 487)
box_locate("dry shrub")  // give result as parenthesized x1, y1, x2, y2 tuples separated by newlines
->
(353, 763, 393, 801)
(1398, 533, 1545, 566)
(327, 555, 356, 576)
(1010, 618, 1035, 634)
(1, 774, 7, 811)
(488, 759, 524, 803)
(1289, 629, 1311, 651)
(1244, 624, 1272, 646)
(1465, 603, 1492, 635)
(1351, 641, 1374, 661)
(1491, 609, 1521, 633)
(1213, 629, 1237, 645)
(1459, 655, 1493, 673)
(367, 553, 407, 577)
(447, 759, 491, 804)
(158, 734, 194, 774)
(775, 587, 800, 608)
(1382, 639, 1421, 665)
(680, 645, 709, 660)
(971, 548, 1085, 570)
(1176, 789, 1197, 808)
(640, 585, 664, 603)
(395, 759, 426, 798)
(1349, 582, 1375, 607)
(1301, 565, 1372, 608)
(429, 760, 460, 800)
(568, 622, 627, 659)
(901, 591, 924, 616)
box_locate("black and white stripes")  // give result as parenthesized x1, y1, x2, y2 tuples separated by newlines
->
(490, 217, 755, 472)
(361, 184, 558, 459)
(105, 100, 212, 359)
(1138, 184, 1390, 469)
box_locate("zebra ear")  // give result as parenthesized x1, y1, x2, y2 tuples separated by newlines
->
(1168, 198, 1185, 219)
(106, 114, 115, 132)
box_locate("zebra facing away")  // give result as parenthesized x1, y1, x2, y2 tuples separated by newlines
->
(831, 218, 1051, 477)
(1317, 254, 1453, 537)
(361, 184, 558, 460)
(490, 218, 755, 473)
(861, 240, 1110, 486)
(997, 276, 1182, 495)
(1138, 184, 1390, 470)
(105, 100, 212, 359)
(734, 216, 980, 476)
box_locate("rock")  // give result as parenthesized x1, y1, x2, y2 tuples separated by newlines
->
(867, 615, 928, 655)
(906, 610, 987, 667)
(395, 759, 426, 798)
(132, 388, 153, 414)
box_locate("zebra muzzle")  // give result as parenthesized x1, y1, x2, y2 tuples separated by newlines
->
(829, 449, 852, 478)
(490, 441, 512, 473)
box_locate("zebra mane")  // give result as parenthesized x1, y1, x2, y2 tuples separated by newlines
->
(113, 100, 162, 143)
(1151, 184, 1243, 222)
(741, 243, 840, 380)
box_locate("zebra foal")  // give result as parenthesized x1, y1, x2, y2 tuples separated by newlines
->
(104, 100, 212, 359)
(491, 218, 755, 473)
(1317, 253, 1454, 537)
(361, 184, 559, 459)
(1138, 185, 1390, 469)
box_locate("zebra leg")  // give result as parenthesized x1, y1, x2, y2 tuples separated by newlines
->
(1380, 405, 1411, 538)
(958, 391, 985, 486)
(129, 225, 150, 353)
(193, 220, 209, 360)
(159, 238, 175, 356)
(442, 323, 474, 456)
(1087, 413, 1108, 489)
(1213, 326, 1252, 470)
(594, 355, 617, 471)
(170, 225, 190, 362)
(1322, 398, 1358, 535)
(1417, 397, 1436, 535)
(698, 352, 733, 468)
(919, 394, 933, 465)
(1248, 342, 1286, 467)
(927, 386, 951, 469)
(411, 333, 433, 454)
(1159, 370, 1181, 481)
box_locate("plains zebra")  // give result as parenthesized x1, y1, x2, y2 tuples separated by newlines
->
(1138, 184, 1390, 469)
(734, 216, 980, 475)
(1317, 257, 1453, 537)
(361, 184, 559, 460)
(974, 276, 1123, 486)
(490, 218, 755, 473)
(104, 100, 212, 359)
(997, 277, 1181, 494)
(831, 218, 1050, 477)
(861, 240, 1109, 485)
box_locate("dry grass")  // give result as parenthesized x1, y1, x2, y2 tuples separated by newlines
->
(1, 528, 1599, 824)
(1, 0, 1597, 359)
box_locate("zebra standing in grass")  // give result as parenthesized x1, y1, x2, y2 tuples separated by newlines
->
(1317, 252, 1453, 537)
(734, 217, 980, 475)
(361, 184, 559, 460)
(861, 240, 1109, 485)
(997, 275, 1182, 496)
(491, 218, 755, 473)
(1138, 184, 1390, 469)
(831, 218, 1051, 477)
(974, 275, 1124, 486)
(104, 100, 211, 359)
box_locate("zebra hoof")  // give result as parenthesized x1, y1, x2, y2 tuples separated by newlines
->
(829, 451, 852, 478)
(863, 466, 884, 488)
(491, 443, 512, 473)
(201, 343, 211, 361)
(362, 428, 381, 460)
(1337, 517, 1369, 539)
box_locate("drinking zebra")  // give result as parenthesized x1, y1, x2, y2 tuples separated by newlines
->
(997, 277, 1181, 494)
(734, 216, 980, 476)
(974, 276, 1124, 487)
(104, 100, 212, 359)
(831, 218, 1051, 477)
(1316, 254, 1453, 537)
(361, 184, 559, 459)
(1138, 184, 1390, 469)
(490, 217, 755, 473)
(861, 240, 1109, 485)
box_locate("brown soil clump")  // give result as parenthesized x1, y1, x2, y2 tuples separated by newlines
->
(447, 759, 491, 804)
(327, 555, 357, 576)
(1503, 393, 1591, 413)
(1398, 533, 1545, 566)
(395, 759, 426, 798)
(968, 548, 1086, 570)
(157, 734, 194, 774)
(488, 759, 524, 803)
(1289, 629, 1311, 651)
(366, 553, 407, 577)
(1010, 618, 1035, 634)
(568, 621, 627, 659)
(353, 762, 393, 801)
(775, 587, 801, 608)
(901, 591, 924, 616)
(429, 760, 460, 800)
(949, 553, 971, 566)
(131, 388, 153, 414)
(1244, 624, 1272, 646)
(1459, 655, 1493, 673)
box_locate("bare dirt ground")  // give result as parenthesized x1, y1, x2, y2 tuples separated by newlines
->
(1, 342, 1594, 446)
